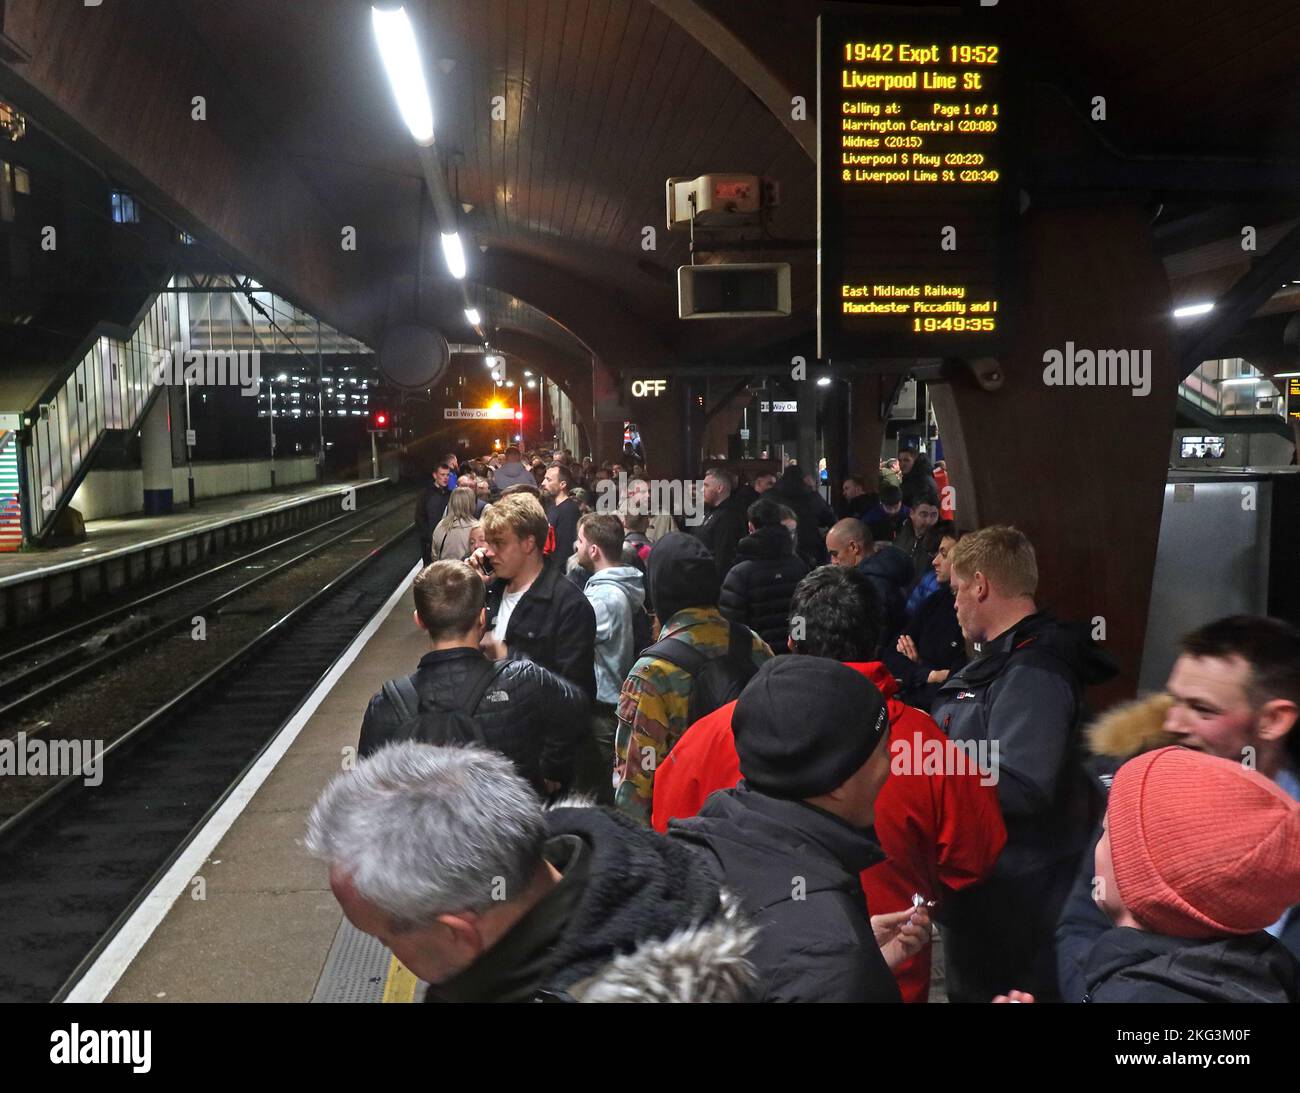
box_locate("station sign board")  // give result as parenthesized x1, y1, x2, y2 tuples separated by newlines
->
(630, 378, 669, 398)
(444, 407, 515, 420)
(817, 12, 1015, 360)
(1288, 377, 1300, 425)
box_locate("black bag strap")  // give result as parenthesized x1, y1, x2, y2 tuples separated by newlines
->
(460, 658, 507, 721)
(726, 619, 752, 662)
(644, 634, 709, 679)
(646, 621, 751, 677)
(382, 675, 421, 722)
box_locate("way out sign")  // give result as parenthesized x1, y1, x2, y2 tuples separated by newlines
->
(444, 407, 514, 420)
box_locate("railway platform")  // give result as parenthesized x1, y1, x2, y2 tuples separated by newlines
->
(0, 479, 391, 630)
(65, 558, 425, 1004)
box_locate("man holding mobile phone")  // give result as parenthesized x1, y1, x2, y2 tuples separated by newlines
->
(469, 493, 597, 702)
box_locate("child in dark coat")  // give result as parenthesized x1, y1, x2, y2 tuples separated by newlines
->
(1000, 745, 1300, 1003)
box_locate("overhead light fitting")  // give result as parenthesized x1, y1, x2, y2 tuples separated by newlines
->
(441, 231, 467, 279)
(1173, 301, 1214, 319)
(371, 6, 435, 146)
(464, 307, 481, 325)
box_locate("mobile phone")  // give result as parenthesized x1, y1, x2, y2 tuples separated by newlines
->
(480, 553, 494, 575)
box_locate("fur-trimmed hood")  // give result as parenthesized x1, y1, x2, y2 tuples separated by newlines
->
(545, 798, 760, 1002)
(1086, 693, 1176, 760)
(572, 891, 759, 1003)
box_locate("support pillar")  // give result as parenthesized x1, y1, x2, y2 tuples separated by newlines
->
(929, 205, 1177, 703)
(796, 380, 819, 475)
(141, 392, 174, 516)
(848, 374, 888, 482)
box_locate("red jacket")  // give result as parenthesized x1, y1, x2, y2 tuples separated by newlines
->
(652, 661, 1007, 1002)
(933, 466, 954, 521)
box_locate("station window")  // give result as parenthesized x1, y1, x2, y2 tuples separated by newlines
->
(0, 101, 24, 142)
(110, 190, 140, 224)
(178, 230, 195, 244)
(13, 165, 29, 194)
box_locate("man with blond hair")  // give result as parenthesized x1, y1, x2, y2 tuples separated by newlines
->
(469, 492, 596, 701)
(930, 525, 1114, 1002)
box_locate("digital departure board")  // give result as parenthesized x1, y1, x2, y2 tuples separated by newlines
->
(817, 14, 1015, 360)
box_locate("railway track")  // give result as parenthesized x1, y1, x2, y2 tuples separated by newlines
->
(0, 489, 415, 722)
(0, 511, 420, 1002)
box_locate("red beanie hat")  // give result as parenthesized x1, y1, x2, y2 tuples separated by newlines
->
(1107, 746, 1300, 938)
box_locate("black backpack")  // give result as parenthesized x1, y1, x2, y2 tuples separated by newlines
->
(644, 621, 760, 726)
(374, 658, 505, 750)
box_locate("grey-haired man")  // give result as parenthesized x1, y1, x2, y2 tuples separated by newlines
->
(307, 743, 730, 1002)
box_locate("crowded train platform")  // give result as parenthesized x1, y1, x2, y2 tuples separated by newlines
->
(2, 0, 1299, 1072)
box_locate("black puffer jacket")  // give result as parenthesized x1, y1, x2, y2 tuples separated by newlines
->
(1083, 927, 1300, 1003)
(358, 647, 588, 789)
(719, 525, 810, 652)
(669, 784, 901, 1003)
(857, 544, 914, 642)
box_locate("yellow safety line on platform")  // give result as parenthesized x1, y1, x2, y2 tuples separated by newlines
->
(381, 955, 419, 1003)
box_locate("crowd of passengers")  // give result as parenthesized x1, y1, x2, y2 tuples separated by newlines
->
(305, 445, 1300, 1003)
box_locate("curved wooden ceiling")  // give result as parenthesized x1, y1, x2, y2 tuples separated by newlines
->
(177, 0, 816, 362)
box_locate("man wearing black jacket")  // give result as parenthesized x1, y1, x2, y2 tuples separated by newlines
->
(358, 560, 587, 792)
(771, 465, 835, 566)
(669, 655, 929, 1002)
(469, 492, 597, 699)
(414, 462, 454, 566)
(719, 498, 809, 652)
(690, 468, 748, 577)
(931, 526, 1115, 1002)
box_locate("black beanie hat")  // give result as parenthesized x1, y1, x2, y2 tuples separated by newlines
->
(733, 655, 889, 800)
(647, 532, 721, 623)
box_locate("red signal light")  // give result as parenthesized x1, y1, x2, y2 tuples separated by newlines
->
(374, 412, 388, 427)
(514, 410, 523, 421)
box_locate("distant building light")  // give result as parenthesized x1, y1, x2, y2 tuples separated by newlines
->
(0, 101, 27, 143)
(110, 191, 140, 224)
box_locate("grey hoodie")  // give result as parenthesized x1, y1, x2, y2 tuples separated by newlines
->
(492, 460, 537, 491)
(583, 566, 647, 705)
